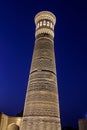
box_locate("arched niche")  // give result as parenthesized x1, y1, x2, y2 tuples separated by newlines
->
(7, 123, 19, 130)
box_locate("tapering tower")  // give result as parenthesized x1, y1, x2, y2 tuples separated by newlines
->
(20, 11, 61, 130)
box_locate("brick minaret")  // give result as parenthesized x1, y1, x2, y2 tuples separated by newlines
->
(20, 11, 61, 130)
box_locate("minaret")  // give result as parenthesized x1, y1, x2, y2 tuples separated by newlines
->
(20, 11, 61, 130)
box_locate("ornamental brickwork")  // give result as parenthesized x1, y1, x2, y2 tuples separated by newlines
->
(20, 11, 61, 130)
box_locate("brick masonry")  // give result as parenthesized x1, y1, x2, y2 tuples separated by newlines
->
(20, 11, 61, 130)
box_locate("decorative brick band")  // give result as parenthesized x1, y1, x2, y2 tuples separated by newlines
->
(34, 11, 56, 25)
(35, 28, 54, 38)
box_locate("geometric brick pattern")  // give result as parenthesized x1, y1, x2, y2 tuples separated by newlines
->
(20, 11, 61, 130)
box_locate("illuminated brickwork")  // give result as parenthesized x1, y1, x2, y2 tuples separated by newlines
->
(20, 11, 61, 130)
(78, 119, 87, 130)
(0, 113, 21, 130)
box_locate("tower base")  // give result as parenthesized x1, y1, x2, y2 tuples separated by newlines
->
(20, 116, 61, 130)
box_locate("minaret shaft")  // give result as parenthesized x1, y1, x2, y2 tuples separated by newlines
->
(20, 11, 61, 130)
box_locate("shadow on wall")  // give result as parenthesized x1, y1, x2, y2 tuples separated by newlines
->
(62, 126, 78, 130)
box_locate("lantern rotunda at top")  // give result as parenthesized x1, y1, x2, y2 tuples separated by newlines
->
(34, 11, 56, 38)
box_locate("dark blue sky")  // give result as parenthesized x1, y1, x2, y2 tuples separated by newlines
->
(0, 0, 87, 128)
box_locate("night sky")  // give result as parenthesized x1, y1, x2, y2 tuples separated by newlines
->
(0, 0, 87, 128)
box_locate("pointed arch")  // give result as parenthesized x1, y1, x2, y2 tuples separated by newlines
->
(7, 123, 19, 130)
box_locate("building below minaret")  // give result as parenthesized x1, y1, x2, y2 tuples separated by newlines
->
(0, 112, 22, 130)
(20, 11, 61, 130)
(78, 118, 87, 130)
